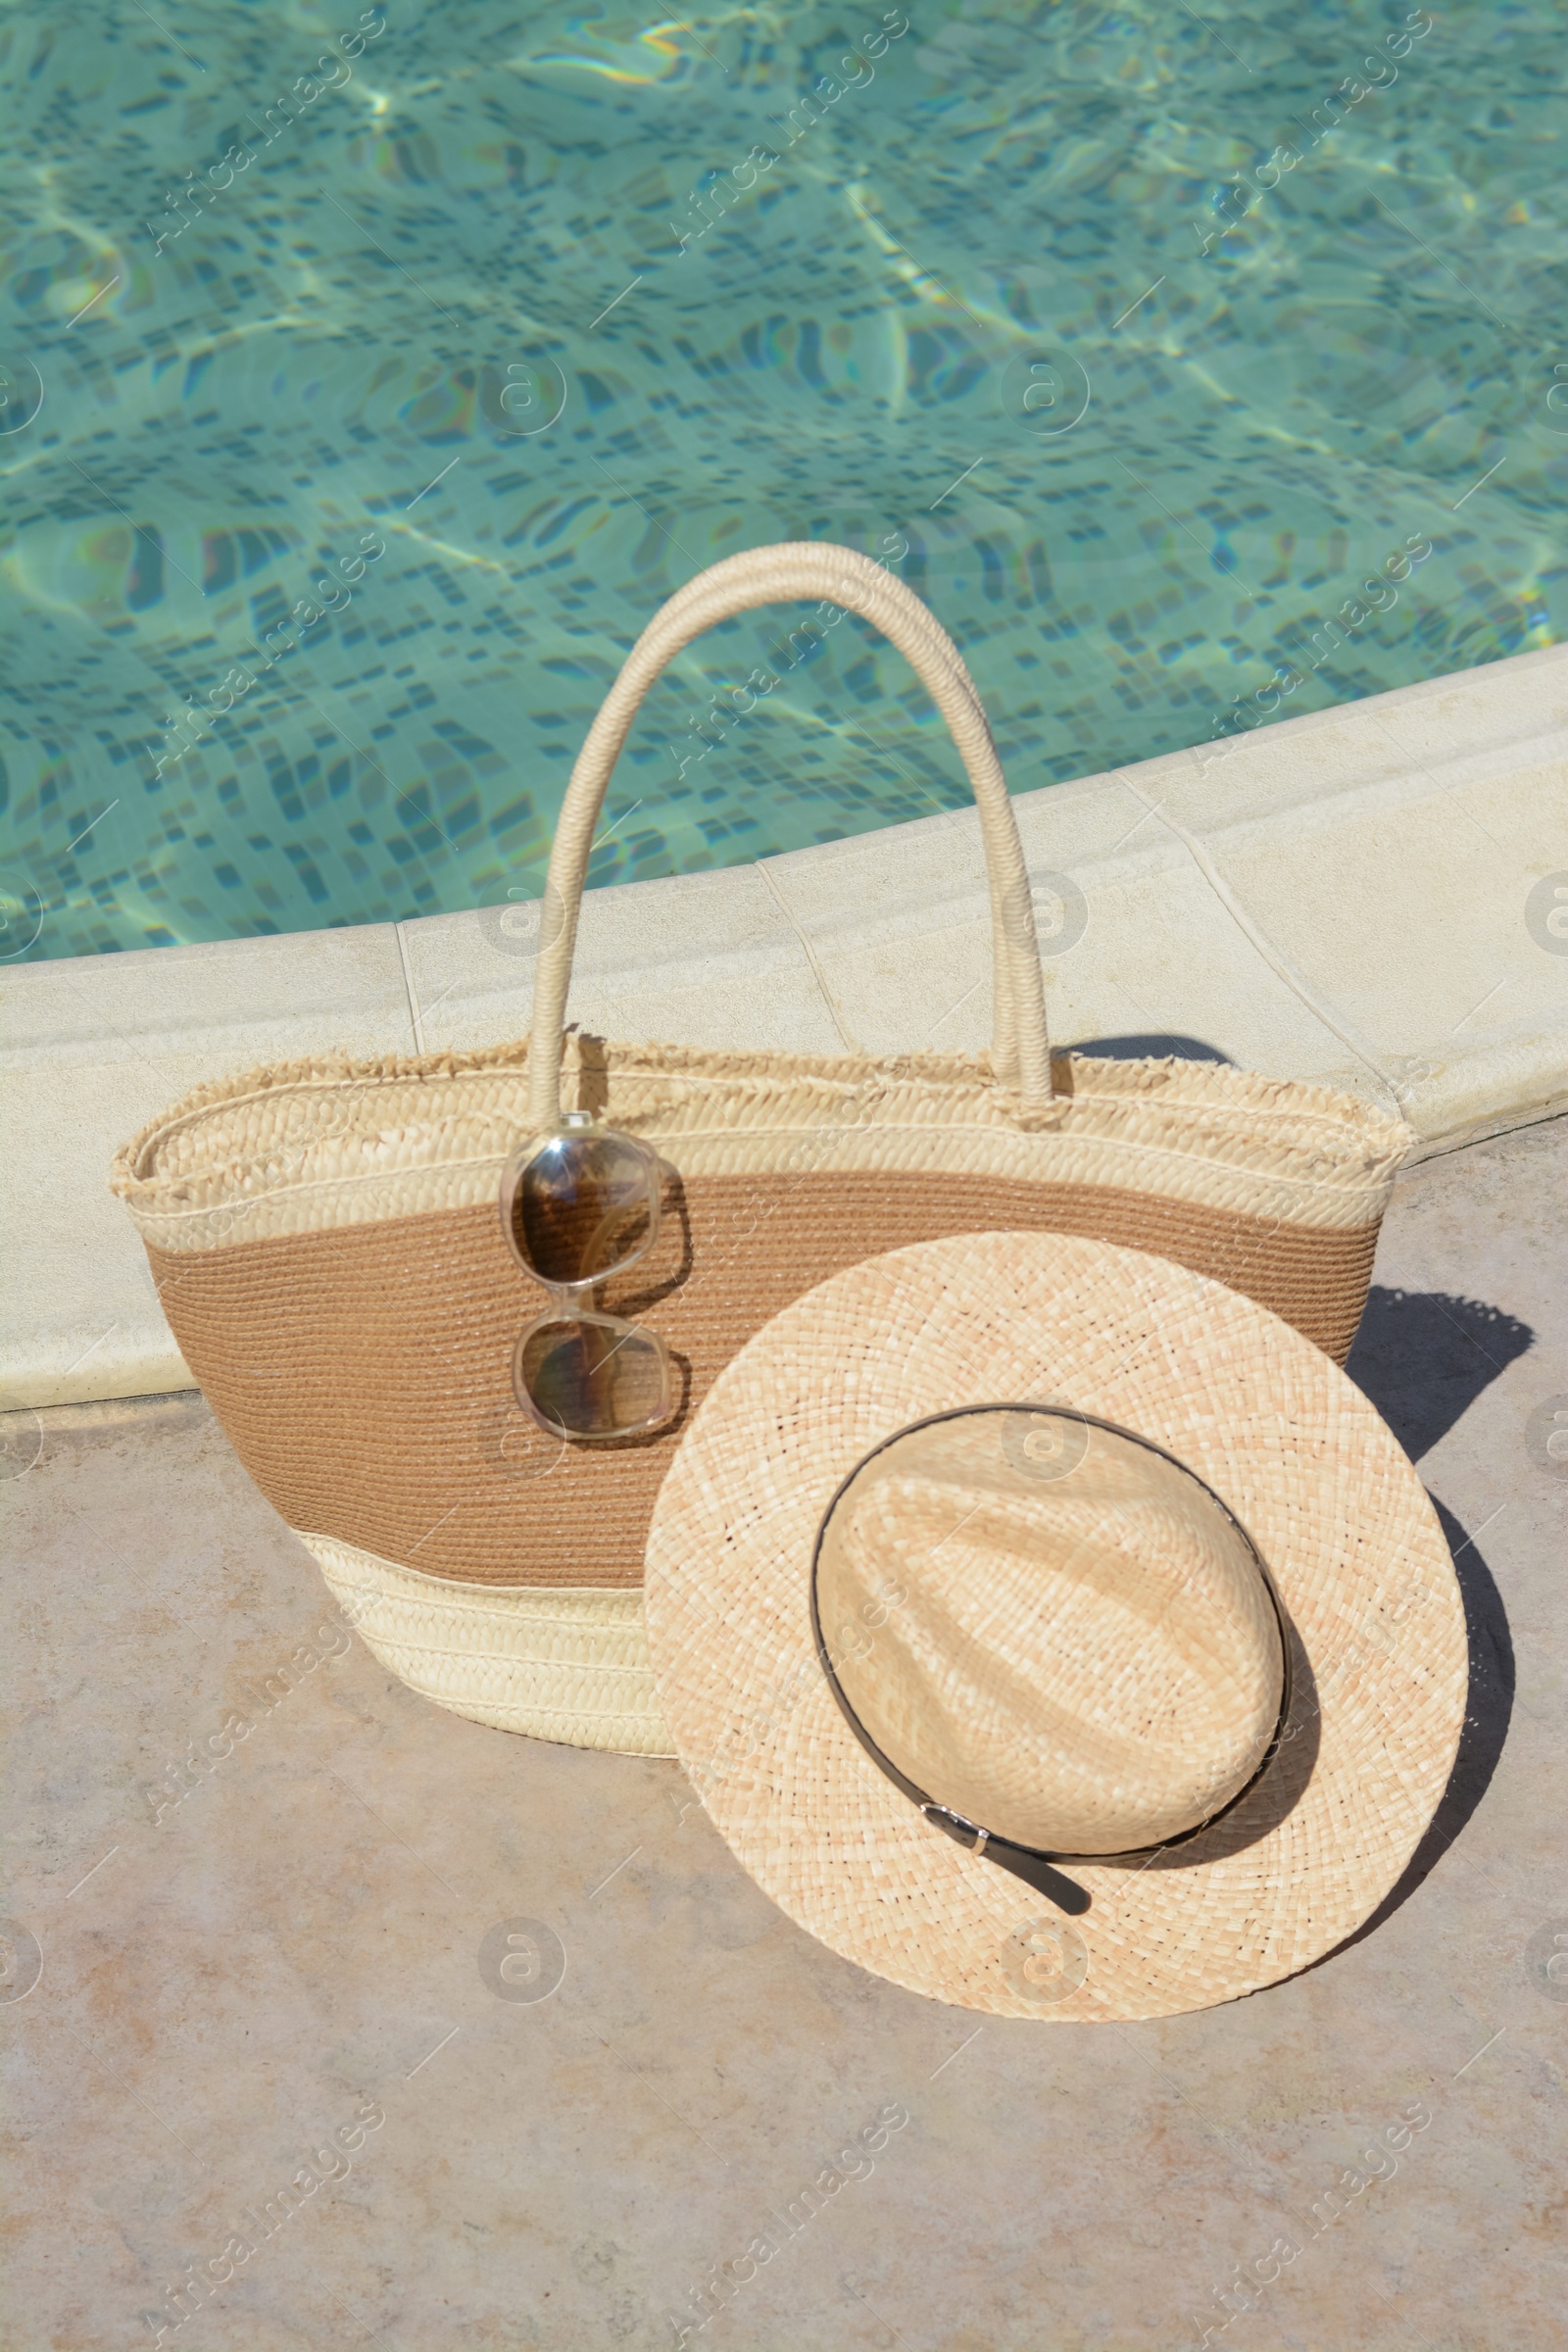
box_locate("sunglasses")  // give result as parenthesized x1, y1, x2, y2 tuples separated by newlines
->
(499, 1113, 676, 1442)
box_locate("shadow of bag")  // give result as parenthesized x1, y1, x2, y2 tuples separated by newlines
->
(112, 544, 1410, 1757)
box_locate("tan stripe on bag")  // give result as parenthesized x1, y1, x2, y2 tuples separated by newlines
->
(148, 1167, 1377, 1591)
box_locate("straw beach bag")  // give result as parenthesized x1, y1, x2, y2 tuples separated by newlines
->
(112, 545, 1409, 1757)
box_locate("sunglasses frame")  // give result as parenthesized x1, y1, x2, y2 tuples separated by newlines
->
(499, 1115, 675, 1443)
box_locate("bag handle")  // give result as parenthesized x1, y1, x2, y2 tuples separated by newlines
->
(525, 542, 1053, 1128)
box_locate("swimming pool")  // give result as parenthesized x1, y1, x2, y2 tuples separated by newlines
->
(1, 1, 1561, 963)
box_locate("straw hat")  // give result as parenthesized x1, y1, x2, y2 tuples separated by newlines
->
(643, 1233, 1467, 2021)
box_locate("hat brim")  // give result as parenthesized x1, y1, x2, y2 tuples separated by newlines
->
(644, 1234, 1467, 2021)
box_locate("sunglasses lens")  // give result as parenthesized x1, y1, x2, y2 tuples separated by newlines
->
(504, 1129, 657, 1286)
(514, 1316, 672, 1440)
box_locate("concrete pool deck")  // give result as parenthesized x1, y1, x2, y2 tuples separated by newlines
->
(4, 642, 1567, 1412)
(3, 1110, 1564, 2349)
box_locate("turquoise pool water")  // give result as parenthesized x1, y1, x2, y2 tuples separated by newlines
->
(1, 1, 1561, 962)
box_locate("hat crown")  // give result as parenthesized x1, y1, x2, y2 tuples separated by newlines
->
(817, 1408, 1284, 1857)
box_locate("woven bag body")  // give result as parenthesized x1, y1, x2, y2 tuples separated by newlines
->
(113, 547, 1408, 1756)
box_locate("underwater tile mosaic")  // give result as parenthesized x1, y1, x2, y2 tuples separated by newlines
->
(0, 1, 1562, 961)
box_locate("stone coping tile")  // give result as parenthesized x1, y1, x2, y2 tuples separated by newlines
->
(1146, 640, 1568, 830)
(1202, 757, 1566, 1139)
(2, 925, 416, 1411)
(769, 788, 1385, 1083)
(399, 862, 847, 1059)
(0, 921, 414, 1063)
(2, 646, 1566, 1407)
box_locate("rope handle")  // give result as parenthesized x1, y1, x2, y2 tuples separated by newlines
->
(525, 542, 1052, 1127)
